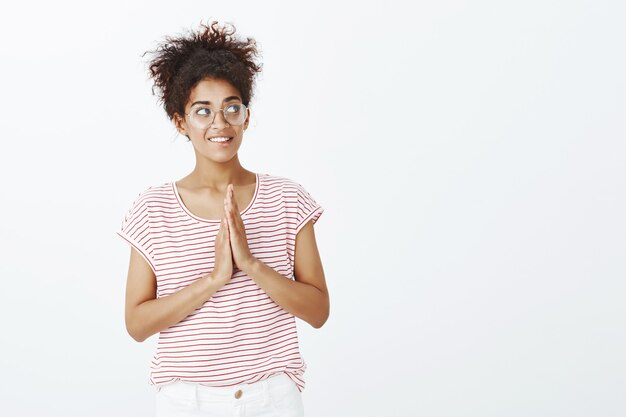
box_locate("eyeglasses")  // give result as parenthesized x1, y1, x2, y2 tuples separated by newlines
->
(185, 103, 248, 130)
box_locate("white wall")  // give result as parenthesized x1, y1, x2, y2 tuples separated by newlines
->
(0, 1, 624, 416)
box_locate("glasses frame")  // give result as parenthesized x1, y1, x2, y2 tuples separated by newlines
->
(184, 103, 248, 129)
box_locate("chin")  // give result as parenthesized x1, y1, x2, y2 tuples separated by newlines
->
(201, 152, 238, 163)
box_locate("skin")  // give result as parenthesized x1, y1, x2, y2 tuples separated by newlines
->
(124, 77, 330, 342)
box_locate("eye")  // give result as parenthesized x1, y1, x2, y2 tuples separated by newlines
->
(225, 104, 241, 114)
(195, 107, 212, 117)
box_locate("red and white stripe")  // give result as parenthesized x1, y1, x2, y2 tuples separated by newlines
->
(116, 172, 323, 392)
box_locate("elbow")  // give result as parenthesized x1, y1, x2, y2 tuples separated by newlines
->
(311, 302, 330, 329)
(126, 323, 146, 343)
(126, 313, 147, 343)
(311, 320, 326, 329)
(311, 314, 329, 329)
(129, 330, 146, 343)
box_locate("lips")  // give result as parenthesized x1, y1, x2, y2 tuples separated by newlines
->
(208, 136, 233, 142)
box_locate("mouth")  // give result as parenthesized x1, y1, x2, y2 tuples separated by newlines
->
(207, 136, 234, 143)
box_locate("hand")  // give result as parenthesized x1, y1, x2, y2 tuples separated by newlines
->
(211, 214, 233, 285)
(224, 184, 257, 273)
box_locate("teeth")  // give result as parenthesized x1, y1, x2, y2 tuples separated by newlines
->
(209, 136, 232, 142)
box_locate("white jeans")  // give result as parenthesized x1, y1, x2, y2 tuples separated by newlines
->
(155, 373, 305, 417)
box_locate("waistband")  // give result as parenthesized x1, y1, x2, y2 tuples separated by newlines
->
(156, 372, 293, 404)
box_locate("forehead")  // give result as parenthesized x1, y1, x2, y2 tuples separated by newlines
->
(187, 78, 242, 105)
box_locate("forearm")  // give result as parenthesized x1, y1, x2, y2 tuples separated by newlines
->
(128, 274, 225, 342)
(243, 258, 329, 328)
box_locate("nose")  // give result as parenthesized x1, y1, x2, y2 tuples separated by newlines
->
(210, 110, 230, 129)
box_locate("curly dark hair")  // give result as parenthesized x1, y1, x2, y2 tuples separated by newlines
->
(142, 19, 263, 132)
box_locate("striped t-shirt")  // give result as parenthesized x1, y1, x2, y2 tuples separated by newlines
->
(116, 172, 324, 392)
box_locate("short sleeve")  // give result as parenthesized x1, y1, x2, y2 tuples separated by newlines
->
(116, 192, 157, 274)
(294, 181, 324, 235)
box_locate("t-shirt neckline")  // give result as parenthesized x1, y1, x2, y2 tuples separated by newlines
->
(171, 172, 260, 223)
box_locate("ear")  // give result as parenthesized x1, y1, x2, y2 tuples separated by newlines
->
(244, 107, 251, 130)
(173, 113, 188, 136)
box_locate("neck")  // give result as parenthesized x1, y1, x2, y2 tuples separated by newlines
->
(187, 155, 251, 191)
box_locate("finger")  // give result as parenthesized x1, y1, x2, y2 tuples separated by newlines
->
(225, 197, 243, 235)
(224, 210, 236, 237)
(226, 184, 232, 203)
(225, 197, 236, 220)
(226, 215, 237, 238)
(225, 206, 244, 236)
(224, 218, 230, 237)
(225, 188, 243, 226)
(222, 188, 228, 213)
(224, 200, 231, 221)
(230, 186, 238, 210)
(217, 218, 223, 237)
(225, 184, 233, 207)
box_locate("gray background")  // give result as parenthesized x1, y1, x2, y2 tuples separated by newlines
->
(0, 0, 624, 416)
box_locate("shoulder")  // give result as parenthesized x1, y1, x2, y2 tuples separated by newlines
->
(261, 173, 322, 216)
(122, 181, 172, 218)
(131, 181, 172, 204)
(260, 174, 324, 233)
(261, 173, 308, 193)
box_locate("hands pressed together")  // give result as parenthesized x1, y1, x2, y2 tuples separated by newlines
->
(212, 184, 257, 284)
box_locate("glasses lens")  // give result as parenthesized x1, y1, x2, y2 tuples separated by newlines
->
(224, 104, 246, 126)
(189, 104, 246, 128)
(189, 107, 214, 129)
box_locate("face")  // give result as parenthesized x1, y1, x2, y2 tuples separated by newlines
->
(174, 77, 250, 163)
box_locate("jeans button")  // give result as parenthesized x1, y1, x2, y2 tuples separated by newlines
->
(234, 389, 243, 399)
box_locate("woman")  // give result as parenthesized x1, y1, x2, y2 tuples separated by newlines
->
(116, 20, 329, 417)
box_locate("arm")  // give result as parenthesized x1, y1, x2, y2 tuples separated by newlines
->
(124, 247, 225, 342)
(242, 219, 330, 328)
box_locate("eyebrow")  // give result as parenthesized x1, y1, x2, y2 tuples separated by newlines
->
(190, 96, 242, 107)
